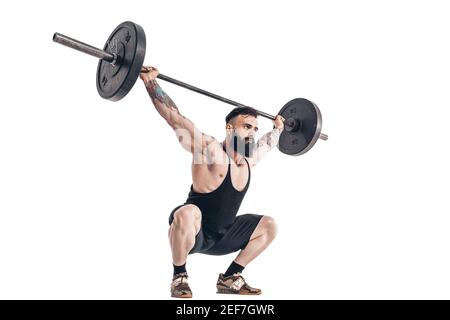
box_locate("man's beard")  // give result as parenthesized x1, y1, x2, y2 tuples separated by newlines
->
(231, 133, 255, 157)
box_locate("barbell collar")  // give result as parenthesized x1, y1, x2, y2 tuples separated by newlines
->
(284, 118, 328, 140)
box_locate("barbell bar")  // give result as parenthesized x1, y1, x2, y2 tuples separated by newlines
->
(53, 21, 328, 155)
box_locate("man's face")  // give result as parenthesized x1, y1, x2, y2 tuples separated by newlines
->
(227, 115, 259, 157)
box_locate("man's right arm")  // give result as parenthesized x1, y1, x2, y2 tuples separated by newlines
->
(144, 78, 185, 129)
(141, 67, 217, 154)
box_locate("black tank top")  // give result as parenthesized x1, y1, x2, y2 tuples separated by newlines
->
(185, 156, 251, 235)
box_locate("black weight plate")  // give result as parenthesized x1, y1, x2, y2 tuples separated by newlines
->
(277, 98, 322, 156)
(96, 21, 146, 101)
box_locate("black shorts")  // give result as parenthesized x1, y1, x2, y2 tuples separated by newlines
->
(169, 205, 263, 256)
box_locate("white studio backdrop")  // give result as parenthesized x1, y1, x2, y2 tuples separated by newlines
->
(0, 0, 449, 299)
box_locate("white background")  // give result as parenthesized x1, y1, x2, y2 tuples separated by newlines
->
(1, 0, 449, 299)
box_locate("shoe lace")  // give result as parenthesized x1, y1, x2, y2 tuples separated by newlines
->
(173, 273, 189, 285)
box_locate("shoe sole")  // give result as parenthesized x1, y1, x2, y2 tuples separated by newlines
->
(171, 293, 193, 298)
(216, 288, 261, 295)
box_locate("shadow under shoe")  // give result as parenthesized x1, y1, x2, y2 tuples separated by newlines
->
(171, 272, 192, 298)
(216, 273, 262, 295)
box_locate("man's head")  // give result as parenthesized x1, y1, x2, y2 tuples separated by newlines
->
(225, 107, 259, 157)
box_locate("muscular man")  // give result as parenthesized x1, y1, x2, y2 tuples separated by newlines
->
(140, 66, 284, 298)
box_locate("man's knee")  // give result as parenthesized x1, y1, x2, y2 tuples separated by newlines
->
(261, 216, 278, 240)
(172, 205, 201, 229)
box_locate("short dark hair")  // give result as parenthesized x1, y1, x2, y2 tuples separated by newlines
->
(225, 107, 258, 124)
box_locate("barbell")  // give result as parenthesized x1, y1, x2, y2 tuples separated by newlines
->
(53, 21, 328, 156)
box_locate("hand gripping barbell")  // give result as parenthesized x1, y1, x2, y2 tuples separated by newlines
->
(53, 21, 328, 156)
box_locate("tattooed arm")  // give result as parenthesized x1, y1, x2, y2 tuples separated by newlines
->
(252, 115, 285, 165)
(252, 128, 282, 164)
(140, 66, 217, 153)
(144, 78, 185, 128)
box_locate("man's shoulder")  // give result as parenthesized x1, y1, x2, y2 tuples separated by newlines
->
(201, 134, 223, 151)
(201, 133, 218, 144)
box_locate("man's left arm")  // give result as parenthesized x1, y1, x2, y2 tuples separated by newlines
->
(251, 115, 284, 165)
